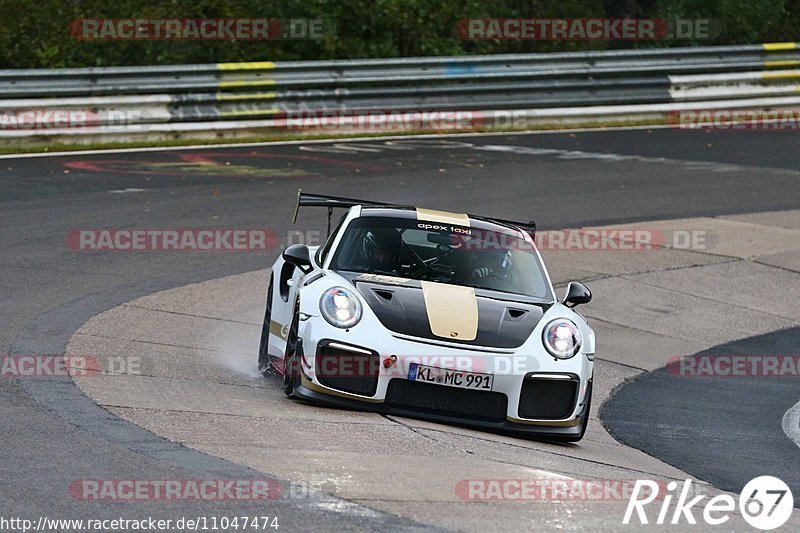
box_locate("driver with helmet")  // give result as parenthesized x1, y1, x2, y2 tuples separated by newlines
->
(361, 228, 405, 273)
(357, 227, 513, 283)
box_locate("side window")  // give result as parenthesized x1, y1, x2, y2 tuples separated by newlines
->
(279, 262, 295, 302)
(329, 228, 367, 271)
(315, 213, 348, 266)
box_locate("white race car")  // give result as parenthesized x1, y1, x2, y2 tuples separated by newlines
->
(258, 191, 595, 441)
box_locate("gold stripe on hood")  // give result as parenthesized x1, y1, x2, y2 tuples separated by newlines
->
(420, 281, 478, 341)
(415, 208, 470, 227)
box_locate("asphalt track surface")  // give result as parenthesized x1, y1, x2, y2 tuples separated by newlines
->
(603, 327, 800, 497)
(1, 128, 799, 530)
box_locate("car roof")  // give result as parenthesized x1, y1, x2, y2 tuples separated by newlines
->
(359, 206, 529, 237)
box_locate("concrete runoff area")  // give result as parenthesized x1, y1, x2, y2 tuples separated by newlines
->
(70, 212, 800, 531)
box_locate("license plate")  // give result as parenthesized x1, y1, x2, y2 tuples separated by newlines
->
(407, 363, 494, 391)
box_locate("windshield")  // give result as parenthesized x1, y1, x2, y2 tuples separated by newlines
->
(329, 216, 552, 299)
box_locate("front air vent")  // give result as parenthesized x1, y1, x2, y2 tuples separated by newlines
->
(506, 308, 527, 320)
(518, 373, 579, 420)
(372, 289, 394, 302)
(316, 340, 380, 396)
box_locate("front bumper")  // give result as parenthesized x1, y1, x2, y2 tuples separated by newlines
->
(294, 374, 592, 439)
(294, 316, 594, 437)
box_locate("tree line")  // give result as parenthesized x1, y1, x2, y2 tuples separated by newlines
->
(0, 0, 797, 68)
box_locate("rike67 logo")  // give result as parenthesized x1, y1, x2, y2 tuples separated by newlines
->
(624, 476, 794, 530)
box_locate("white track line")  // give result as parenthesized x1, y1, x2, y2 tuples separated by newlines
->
(782, 400, 800, 448)
(0, 124, 673, 160)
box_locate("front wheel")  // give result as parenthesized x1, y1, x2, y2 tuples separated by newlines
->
(257, 280, 274, 377)
(282, 308, 301, 398)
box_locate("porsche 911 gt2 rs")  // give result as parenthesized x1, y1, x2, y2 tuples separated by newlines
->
(257, 191, 595, 441)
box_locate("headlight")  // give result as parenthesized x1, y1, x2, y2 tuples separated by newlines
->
(542, 318, 581, 359)
(320, 287, 362, 329)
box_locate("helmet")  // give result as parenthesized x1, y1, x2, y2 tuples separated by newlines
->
(363, 228, 402, 270)
(471, 249, 513, 280)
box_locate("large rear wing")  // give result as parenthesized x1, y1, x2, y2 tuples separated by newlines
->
(291, 189, 409, 234)
(291, 189, 535, 237)
(291, 189, 402, 224)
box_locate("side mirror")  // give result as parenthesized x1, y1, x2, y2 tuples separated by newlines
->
(282, 244, 313, 273)
(563, 281, 591, 308)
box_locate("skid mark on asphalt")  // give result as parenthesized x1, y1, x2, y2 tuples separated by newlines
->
(380, 414, 473, 452)
(409, 421, 694, 479)
(378, 415, 687, 496)
(754, 258, 800, 275)
(381, 414, 576, 481)
(72, 331, 221, 352)
(122, 303, 261, 325)
(389, 411, 639, 481)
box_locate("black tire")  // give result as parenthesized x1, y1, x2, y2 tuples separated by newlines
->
(257, 280, 274, 377)
(282, 307, 301, 398)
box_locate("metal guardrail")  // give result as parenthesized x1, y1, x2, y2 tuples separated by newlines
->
(1, 43, 799, 144)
